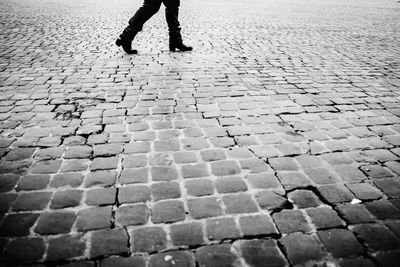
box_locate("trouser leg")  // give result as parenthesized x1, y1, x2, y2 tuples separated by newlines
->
(163, 0, 182, 43)
(120, 0, 162, 41)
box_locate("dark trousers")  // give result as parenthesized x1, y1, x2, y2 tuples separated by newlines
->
(121, 0, 182, 43)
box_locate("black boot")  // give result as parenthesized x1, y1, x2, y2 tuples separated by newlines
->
(116, 38, 138, 54)
(116, 26, 138, 54)
(169, 28, 192, 52)
(169, 42, 193, 52)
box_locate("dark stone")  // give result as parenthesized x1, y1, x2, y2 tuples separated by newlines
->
(76, 206, 112, 231)
(34, 211, 76, 234)
(151, 200, 185, 223)
(206, 217, 241, 241)
(272, 210, 311, 234)
(317, 229, 364, 258)
(50, 190, 83, 209)
(11, 191, 52, 211)
(90, 228, 129, 258)
(306, 207, 344, 229)
(149, 251, 195, 267)
(195, 244, 238, 267)
(222, 193, 258, 214)
(187, 197, 223, 219)
(47, 234, 85, 261)
(280, 232, 326, 265)
(115, 204, 148, 226)
(239, 239, 287, 267)
(101, 255, 146, 267)
(131, 227, 167, 253)
(1, 237, 45, 263)
(170, 222, 204, 246)
(0, 213, 39, 237)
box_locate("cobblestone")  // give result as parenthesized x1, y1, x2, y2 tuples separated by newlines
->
(1, 0, 400, 265)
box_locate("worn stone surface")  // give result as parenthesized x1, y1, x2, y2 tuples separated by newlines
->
(1, 0, 400, 265)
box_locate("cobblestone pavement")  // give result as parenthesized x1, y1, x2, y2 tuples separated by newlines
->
(1, 0, 400, 266)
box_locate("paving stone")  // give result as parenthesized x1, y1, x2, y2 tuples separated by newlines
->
(50, 172, 84, 188)
(373, 250, 400, 267)
(4, 148, 36, 161)
(119, 168, 148, 184)
(210, 160, 241, 176)
(187, 197, 223, 219)
(31, 160, 62, 174)
(352, 223, 400, 250)
(84, 171, 116, 187)
(365, 199, 400, 220)
(238, 239, 287, 267)
(206, 217, 241, 241)
(151, 200, 185, 223)
(269, 157, 299, 171)
(288, 189, 322, 208)
(149, 251, 195, 267)
(11, 191, 52, 211)
(306, 207, 344, 229)
(170, 222, 204, 246)
(339, 257, 376, 267)
(151, 182, 181, 201)
(47, 234, 85, 261)
(304, 167, 342, 184)
(318, 229, 364, 258)
(35, 211, 76, 234)
(294, 154, 324, 169)
(85, 187, 116, 206)
(346, 182, 383, 201)
(239, 214, 278, 237)
(101, 255, 146, 267)
(131, 227, 167, 253)
(255, 190, 290, 211)
(93, 144, 124, 157)
(154, 140, 180, 152)
(272, 210, 311, 234)
(277, 171, 312, 190)
(91, 157, 118, 171)
(1, 237, 45, 263)
(151, 166, 179, 181)
(334, 165, 367, 182)
(123, 155, 147, 168)
(322, 152, 354, 165)
(0, 213, 39, 237)
(215, 176, 247, 193)
(245, 173, 281, 189)
(64, 146, 92, 159)
(16, 174, 50, 191)
(185, 179, 214, 197)
(90, 228, 128, 258)
(50, 189, 83, 209)
(173, 151, 198, 164)
(360, 165, 394, 178)
(115, 204, 148, 226)
(317, 184, 354, 204)
(240, 158, 271, 173)
(119, 185, 151, 203)
(181, 163, 209, 178)
(280, 232, 326, 265)
(222, 193, 258, 214)
(76, 206, 112, 231)
(0, 193, 17, 212)
(336, 203, 376, 224)
(195, 244, 238, 267)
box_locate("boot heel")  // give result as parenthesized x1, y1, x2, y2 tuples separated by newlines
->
(116, 39, 122, 47)
(169, 45, 176, 52)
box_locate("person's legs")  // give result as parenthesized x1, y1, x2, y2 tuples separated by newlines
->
(117, 0, 162, 54)
(162, 0, 192, 52)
